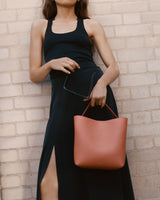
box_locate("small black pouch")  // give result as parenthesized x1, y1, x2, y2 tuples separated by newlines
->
(63, 67, 98, 99)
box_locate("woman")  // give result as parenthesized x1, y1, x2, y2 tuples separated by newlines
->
(29, 0, 135, 199)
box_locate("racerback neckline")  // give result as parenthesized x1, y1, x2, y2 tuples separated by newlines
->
(50, 16, 80, 35)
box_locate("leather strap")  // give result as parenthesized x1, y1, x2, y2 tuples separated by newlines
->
(82, 99, 118, 118)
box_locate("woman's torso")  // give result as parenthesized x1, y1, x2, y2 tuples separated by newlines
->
(42, 16, 103, 80)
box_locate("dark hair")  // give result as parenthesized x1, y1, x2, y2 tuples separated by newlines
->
(42, 0, 90, 20)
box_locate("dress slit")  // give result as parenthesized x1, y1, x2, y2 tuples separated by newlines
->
(37, 142, 61, 200)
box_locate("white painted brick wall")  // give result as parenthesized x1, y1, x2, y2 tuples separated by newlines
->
(0, 0, 160, 199)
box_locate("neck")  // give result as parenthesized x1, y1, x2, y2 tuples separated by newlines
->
(54, 4, 77, 21)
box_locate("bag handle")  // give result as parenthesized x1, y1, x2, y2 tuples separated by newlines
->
(82, 72, 118, 118)
(82, 100, 118, 118)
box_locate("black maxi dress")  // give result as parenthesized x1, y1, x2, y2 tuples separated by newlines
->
(36, 16, 135, 200)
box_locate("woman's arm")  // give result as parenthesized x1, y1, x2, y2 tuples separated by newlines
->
(29, 19, 52, 83)
(83, 18, 120, 107)
(86, 18, 120, 87)
(29, 19, 80, 83)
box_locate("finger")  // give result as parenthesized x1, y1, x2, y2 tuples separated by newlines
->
(95, 98, 100, 106)
(64, 63, 75, 72)
(66, 60, 77, 70)
(61, 67, 71, 74)
(101, 97, 106, 108)
(66, 58, 80, 69)
(97, 98, 102, 107)
(90, 97, 95, 107)
(74, 61, 80, 69)
(71, 60, 80, 69)
(83, 97, 90, 101)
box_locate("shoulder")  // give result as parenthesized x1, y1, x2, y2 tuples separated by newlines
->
(31, 18, 48, 39)
(83, 18, 104, 33)
(83, 18, 105, 39)
(82, 18, 104, 44)
(31, 19, 47, 30)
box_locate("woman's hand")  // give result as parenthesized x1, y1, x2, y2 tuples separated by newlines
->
(83, 79, 107, 108)
(49, 57, 80, 74)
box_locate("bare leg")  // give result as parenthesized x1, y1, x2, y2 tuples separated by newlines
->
(40, 146, 58, 200)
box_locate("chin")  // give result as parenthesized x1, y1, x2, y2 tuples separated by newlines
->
(55, 0, 77, 6)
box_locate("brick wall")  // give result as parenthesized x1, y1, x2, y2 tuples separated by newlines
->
(0, 0, 160, 199)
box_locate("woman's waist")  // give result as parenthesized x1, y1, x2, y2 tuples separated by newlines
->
(49, 61, 102, 79)
(50, 64, 104, 99)
(50, 62, 104, 95)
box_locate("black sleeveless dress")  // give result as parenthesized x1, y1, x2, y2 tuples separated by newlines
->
(36, 16, 135, 200)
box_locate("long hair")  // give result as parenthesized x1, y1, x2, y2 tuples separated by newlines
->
(42, 0, 90, 20)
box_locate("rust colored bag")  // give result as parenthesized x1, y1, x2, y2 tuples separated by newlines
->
(73, 101, 128, 170)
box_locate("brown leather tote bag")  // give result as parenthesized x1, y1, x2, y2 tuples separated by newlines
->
(73, 101, 128, 170)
